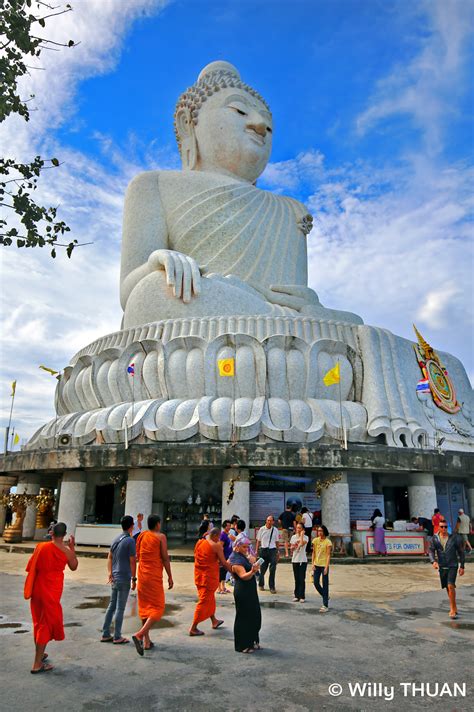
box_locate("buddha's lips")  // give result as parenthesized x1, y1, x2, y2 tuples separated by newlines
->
(245, 129, 266, 145)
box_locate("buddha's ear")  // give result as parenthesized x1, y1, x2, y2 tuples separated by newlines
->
(176, 107, 197, 171)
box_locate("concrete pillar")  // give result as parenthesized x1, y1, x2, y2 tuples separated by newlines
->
(467, 478, 474, 518)
(321, 472, 350, 535)
(0, 475, 16, 534)
(16, 474, 41, 539)
(408, 472, 437, 519)
(57, 470, 87, 536)
(222, 468, 250, 525)
(125, 468, 153, 527)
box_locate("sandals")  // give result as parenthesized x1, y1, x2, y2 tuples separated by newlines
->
(100, 636, 113, 643)
(240, 647, 254, 654)
(189, 629, 205, 636)
(31, 663, 54, 674)
(113, 637, 129, 645)
(212, 620, 224, 630)
(132, 635, 144, 656)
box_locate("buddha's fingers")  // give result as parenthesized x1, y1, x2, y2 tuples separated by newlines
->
(190, 259, 201, 296)
(172, 254, 183, 298)
(263, 286, 306, 310)
(180, 254, 192, 303)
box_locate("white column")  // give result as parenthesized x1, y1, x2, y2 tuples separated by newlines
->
(125, 468, 153, 527)
(408, 473, 437, 519)
(0, 475, 16, 534)
(467, 478, 474, 518)
(57, 470, 87, 536)
(16, 475, 41, 539)
(321, 472, 350, 535)
(222, 468, 250, 525)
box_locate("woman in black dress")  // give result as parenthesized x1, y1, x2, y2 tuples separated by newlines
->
(229, 538, 261, 653)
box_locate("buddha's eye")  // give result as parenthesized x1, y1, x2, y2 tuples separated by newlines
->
(230, 106, 247, 116)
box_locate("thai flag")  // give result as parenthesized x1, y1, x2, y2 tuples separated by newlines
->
(127, 363, 135, 376)
(416, 378, 430, 393)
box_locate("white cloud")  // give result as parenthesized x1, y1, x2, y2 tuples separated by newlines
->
(1, 0, 171, 445)
(355, 0, 472, 154)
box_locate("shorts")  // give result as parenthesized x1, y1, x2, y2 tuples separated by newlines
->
(460, 533, 469, 543)
(219, 566, 227, 582)
(280, 529, 290, 544)
(439, 567, 458, 589)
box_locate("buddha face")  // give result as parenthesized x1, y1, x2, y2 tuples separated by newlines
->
(193, 87, 273, 182)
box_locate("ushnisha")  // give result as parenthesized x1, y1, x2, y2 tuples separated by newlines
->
(120, 61, 362, 328)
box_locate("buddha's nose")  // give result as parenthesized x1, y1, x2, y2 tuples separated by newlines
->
(246, 112, 267, 137)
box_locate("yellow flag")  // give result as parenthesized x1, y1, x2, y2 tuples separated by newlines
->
(218, 358, 235, 377)
(323, 362, 340, 386)
(39, 365, 59, 376)
(13, 433, 20, 445)
(11, 380, 16, 397)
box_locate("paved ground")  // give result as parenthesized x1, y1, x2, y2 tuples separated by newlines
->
(0, 551, 472, 711)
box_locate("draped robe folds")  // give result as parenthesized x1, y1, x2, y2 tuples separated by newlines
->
(192, 538, 220, 626)
(24, 542, 68, 645)
(165, 175, 310, 293)
(136, 530, 165, 621)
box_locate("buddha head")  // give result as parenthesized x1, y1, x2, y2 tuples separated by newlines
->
(174, 61, 273, 183)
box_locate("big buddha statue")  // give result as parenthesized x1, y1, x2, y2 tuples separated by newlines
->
(120, 61, 361, 327)
(27, 62, 473, 452)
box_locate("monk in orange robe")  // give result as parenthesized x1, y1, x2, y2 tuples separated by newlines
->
(189, 525, 232, 636)
(131, 514, 173, 656)
(24, 522, 78, 674)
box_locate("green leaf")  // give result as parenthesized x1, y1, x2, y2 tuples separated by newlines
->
(51, 248, 56, 258)
(51, 158, 60, 167)
(66, 242, 74, 258)
(68, 40, 75, 47)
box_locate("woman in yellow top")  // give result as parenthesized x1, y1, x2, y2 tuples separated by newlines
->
(312, 525, 332, 612)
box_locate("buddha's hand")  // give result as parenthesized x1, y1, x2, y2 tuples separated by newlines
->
(148, 249, 201, 303)
(264, 284, 321, 311)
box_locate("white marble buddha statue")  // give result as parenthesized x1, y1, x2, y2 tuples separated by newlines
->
(120, 60, 362, 328)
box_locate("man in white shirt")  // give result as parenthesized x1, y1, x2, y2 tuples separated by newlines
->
(255, 515, 280, 594)
(457, 509, 472, 552)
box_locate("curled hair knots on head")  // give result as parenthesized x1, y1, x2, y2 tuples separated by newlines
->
(174, 69, 272, 152)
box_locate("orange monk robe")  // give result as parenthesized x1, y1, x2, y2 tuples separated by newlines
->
(136, 530, 165, 621)
(192, 538, 220, 626)
(24, 542, 68, 645)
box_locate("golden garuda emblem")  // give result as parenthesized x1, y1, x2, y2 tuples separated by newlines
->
(413, 325, 460, 414)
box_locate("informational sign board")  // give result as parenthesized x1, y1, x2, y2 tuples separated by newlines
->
(349, 494, 385, 520)
(249, 492, 285, 523)
(285, 491, 321, 514)
(367, 534, 425, 555)
(348, 473, 373, 494)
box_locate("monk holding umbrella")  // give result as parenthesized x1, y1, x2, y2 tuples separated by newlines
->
(24, 522, 78, 674)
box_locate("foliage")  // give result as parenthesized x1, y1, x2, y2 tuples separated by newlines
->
(0, 0, 78, 257)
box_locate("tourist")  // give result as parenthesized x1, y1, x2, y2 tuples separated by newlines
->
(229, 536, 262, 653)
(255, 515, 280, 594)
(229, 514, 239, 542)
(131, 514, 173, 656)
(235, 519, 255, 555)
(429, 520, 465, 619)
(101, 515, 137, 645)
(312, 525, 332, 612)
(199, 513, 211, 530)
(371, 508, 387, 555)
(189, 525, 232, 636)
(218, 520, 233, 594)
(301, 507, 314, 553)
(278, 502, 296, 558)
(24, 522, 78, 674)
(432, 508, 443, 536)
(456, 509, 472, 552)
(132, 512, 144, 541)
(290, 522, 308, 602)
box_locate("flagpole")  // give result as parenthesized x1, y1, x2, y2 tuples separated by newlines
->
(4, 383, 16, 455)
(337, 359, 347, 450)
(10, 427, 15, 450)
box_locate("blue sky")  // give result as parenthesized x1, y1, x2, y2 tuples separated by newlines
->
(1, 0, 473, 444)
